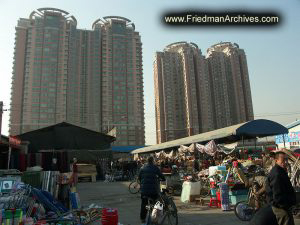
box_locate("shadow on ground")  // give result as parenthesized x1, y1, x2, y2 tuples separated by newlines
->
(77, 181, 300, 225)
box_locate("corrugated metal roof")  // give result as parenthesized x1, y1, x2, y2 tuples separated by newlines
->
(286, 120, 300, 129)
(132, 119, 288, 155)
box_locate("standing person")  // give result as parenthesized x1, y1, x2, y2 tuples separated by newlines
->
(51, 158, 58, 171)
(265, 150, 296, 225)
(138, 156, 165, 224)
(71, 157, 78, 187)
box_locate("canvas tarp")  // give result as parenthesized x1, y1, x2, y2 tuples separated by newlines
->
(132, 119, 288, 155)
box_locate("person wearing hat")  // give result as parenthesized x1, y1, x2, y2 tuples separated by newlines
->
(265, 150, 296, 225)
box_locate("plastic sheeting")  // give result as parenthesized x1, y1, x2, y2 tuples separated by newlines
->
(217, 142, 238, 155)
(178, 144, 195, 154)
(155, 150, 177, 160)
(196, 140, 218, 156)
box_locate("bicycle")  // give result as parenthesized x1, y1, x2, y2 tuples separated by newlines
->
(145, 189, 178, 225)
(128, 177, 140, 194)
(234, 182, 266, 221)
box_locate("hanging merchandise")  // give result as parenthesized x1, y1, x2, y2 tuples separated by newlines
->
(217, 142, 238, 155)
(196, 141, 218, 157)
(178, 143, 195, 155)
(164, 150, 177, 160)
(41, 171, 60, 198)
(155, 151, 166, 160)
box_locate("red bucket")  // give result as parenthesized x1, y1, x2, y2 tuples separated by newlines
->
(102, 208, 118, 225)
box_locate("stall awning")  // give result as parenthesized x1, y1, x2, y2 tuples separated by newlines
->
(111, 146, 146, 153)
(131, 119, 288, 155)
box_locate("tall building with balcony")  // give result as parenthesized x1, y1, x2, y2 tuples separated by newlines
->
(206, 42, 254, 128)
(93, 17, 144, 146)
(154, 42, 253, 143)
(154, 42, 213, 143)
(10, 8, 145, 146)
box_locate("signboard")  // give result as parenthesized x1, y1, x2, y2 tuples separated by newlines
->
(275, 131, 300, 144)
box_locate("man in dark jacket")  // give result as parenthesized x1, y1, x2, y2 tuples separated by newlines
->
(138, 156, 165, 224)
(265, 150, 296, 225)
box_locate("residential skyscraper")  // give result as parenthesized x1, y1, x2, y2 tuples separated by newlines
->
(154, 42, 213, 143)
(154, 41, 254, 144)
(206, 42, 254, 128)
(93, 16, 144, 146)
(10, 8, 145, 146)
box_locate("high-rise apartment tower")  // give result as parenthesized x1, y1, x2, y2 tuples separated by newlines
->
(10, 8, 145, 146)
(154, 41, 253, 143)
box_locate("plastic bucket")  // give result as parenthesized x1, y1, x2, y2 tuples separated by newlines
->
(102, 208, 118, 225)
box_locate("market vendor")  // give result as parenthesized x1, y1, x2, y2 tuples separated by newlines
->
(266, 150, 296, 225)
(51, 158, 58, 171)
(161, 158, 172, 173)
(71, 157, 78, 187)
(58, 172, 72, 209)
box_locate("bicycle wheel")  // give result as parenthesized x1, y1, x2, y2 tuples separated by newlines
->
(129, 181, 140, 194)
(234, 201, 255, 221)
(161, 198, 178, 225)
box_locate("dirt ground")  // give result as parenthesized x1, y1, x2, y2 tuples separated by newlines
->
(76, 181, 298, 225)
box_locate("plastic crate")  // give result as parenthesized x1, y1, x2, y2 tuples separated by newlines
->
(21, 171, 42, 188)
(0, 209, 25, 225)
(229, 194, 248, 205)
(229, 189, 249, 196)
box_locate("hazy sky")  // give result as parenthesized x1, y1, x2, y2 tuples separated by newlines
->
(0, 0, 299, 145)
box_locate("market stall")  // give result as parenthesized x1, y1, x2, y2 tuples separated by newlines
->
(0, 175, 120, 225)
(131, 119, 291, 208)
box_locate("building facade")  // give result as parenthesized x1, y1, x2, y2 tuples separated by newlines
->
(10, 8, 145, 146)
(276, 120, 300, 149)
(206, 42, 254, 129)
(154, 42, 213, 143)
(154, 42, 254, 143)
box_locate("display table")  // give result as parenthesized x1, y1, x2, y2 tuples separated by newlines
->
(180, 181, 201, 203)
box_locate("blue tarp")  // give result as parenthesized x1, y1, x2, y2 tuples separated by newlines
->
(111, 146, 146, 153)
